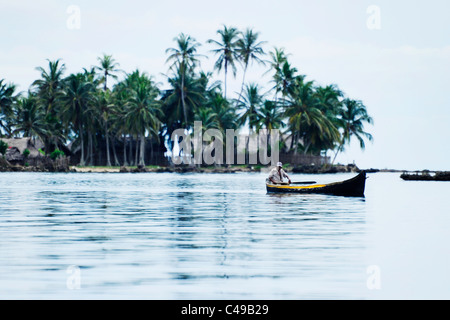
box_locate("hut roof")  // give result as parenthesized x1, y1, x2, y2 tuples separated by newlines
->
(0, 138, 44, 158)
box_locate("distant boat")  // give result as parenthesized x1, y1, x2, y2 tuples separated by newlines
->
(400, 171, 450, 181)
(266, 171, 366, 197)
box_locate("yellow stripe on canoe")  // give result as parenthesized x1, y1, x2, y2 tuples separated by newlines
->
(267, 184, 327, 189)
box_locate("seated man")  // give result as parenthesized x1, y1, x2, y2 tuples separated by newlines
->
(268, 162, 291, 184)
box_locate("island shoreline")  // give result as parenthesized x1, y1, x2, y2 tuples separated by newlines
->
(0, 157, 409, 174)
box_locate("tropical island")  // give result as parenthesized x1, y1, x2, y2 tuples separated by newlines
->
(0, 25, 373, 173)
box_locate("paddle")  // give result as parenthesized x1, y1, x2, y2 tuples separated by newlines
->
(290, 181, 316, 185)
(277, 181, 317, 185)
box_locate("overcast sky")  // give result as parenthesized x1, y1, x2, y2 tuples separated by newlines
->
(1, 0, 449, 170)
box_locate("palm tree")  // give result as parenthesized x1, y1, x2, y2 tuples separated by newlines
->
(32, 59, 66, 154)
(0, 79, 17, 137)
(266, 47, 289, 76)
(284, 77, 339, 154)
(82, 97, 99, 166)
(207, 25, 240, 99)
(255, 100, 285, 154)
(315, 84, 343, 115)
(166, 33, 202, 126)
(194, 107, 220, 131)
(276, 61, 298, 98)
(194, 107, 220, 140)
(199, 82, 239, 164)
(61, 73, 95, 165)
(256, 100, 285, 131)
(237, 83, 264, 162)
(111, 81, 133, 166)
(124, 72, 162, 166)
(207, 91, 238, 133)
(92, 89, 116, 166)
(194, 107, 222, 164)
(32, 59, 66, 113)
(80, 68, 104, 165)
(161, 67, 206, 130)
(265, 47, 289, 102)
(13, 93, 48, 143)
(313, 84, 344, 152)
(96, 54, 120, 91)
(236, 28, 266, 102)
(332, 98, 373, 164)
(237, 83, 265, 132)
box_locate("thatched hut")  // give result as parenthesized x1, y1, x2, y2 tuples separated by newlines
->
(0, 137, 44, 165)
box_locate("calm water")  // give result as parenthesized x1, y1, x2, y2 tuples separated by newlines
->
(0, 171, 449, 299)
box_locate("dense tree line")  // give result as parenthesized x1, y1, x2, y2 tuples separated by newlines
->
(0, 25, 373, 166)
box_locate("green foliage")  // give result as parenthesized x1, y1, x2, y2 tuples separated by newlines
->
(50, 149, 65, 160)
(0, 140, 8, 155)
(23, 148, 30, 158)
(0, 26, 373, 167)
(0, 80, 17, 136)
(207, 25, 240, 99)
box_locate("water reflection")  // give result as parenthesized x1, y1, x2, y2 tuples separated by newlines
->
(0, 172, 369, 299)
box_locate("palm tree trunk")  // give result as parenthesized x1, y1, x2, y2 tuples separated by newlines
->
(224, 62, 228, 99)
(289, 132, 294, 152)
(105, 122, 111, 167)
(79, 123, 85, 166)
(332, 144, 343, 165)
(180, 66, 188, 126)
(135, 135, 139, 166)
(150, 139, 153, 165)
(236, 64, 248, 104)
(87, 133, 93, 166)
(122, 135, 128, 166)
(246, 124, 253, 165)
(112, 136, 120, 166)
(129, 135, 133, 165)
(293, 133, 299, 154)
(303, 140, 312, 155)
(90, 133, 95, 165)
(139, 134, 145, 166)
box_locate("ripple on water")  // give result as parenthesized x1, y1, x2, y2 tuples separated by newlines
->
(1, 172, 369, 299)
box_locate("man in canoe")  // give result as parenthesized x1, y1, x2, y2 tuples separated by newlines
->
(268, 162, 292, 185)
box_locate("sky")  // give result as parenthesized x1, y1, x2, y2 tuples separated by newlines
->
(1, 0, 449, 170)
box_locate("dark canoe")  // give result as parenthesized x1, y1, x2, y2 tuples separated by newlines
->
(266, 171, 366, 197)
(400, 171, 450, 181)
